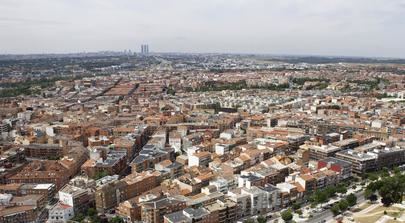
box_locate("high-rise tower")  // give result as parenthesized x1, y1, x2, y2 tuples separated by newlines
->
(141, 44, 149, 54)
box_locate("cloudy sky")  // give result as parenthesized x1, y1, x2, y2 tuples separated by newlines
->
(1, 0, 405, 57)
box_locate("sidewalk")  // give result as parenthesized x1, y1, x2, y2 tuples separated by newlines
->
(357, 203, 380, 215)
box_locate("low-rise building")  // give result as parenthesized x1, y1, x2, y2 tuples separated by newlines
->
(141, 196, 187, 223)
(335, 150, 377, 174)
(48, 203, 74, 223)
(317, 157, 352, 180)
(204, 199, 238, 223)
(131, 144, 174, 173)
(188, 152, 211, 167)
(164, 207, 212, 223)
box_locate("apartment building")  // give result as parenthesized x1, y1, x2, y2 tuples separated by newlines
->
(141, 196, 187, 223)
(131, 144, 174, 173)
(164, 207, 212, 223)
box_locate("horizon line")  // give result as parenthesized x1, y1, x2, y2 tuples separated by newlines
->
(0, 50, 405, 60)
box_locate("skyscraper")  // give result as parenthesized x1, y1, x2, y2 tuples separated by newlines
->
(141, 44, 149, 54)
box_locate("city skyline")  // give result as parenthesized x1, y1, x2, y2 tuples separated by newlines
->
(1, 0, 405, 58)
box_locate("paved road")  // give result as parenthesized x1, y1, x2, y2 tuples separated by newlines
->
(307, 191, 365, 223)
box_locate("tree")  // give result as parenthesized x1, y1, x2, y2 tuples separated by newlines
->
(110, 216, 124, 223)
(368, 173, 378, 181)
(281, 209, 293, 222)
(87, 208, 97, 217)
(364, 189, 373, 199)
(243, 219, 255, 223)
(94, 170, 108, 180)
(381, 169, 390, 178)
(72, 213, 85, 222)
(381, 196, 394, 207)
(292, 202, 301, 210)
(338, 199, 349, 212)
(346, 193, 357, 207)
(331, 204, 340, 216)
(256, 215, 267, 223)
(336, 184, 347, 194)
(313, 191, 328, 204)
(363, 173, 405, 207)
(393, 167, 401, 175)
(324, 186, 337, 198)
(369, 194, 378, 202)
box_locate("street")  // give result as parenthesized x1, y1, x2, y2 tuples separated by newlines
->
(308, 190, 365, 223)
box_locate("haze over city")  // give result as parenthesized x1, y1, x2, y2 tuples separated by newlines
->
(1, 1, 405, 223)
(1, 0, 405, 57)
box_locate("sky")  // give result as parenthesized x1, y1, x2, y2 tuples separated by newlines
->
(0, 0, 405, 58)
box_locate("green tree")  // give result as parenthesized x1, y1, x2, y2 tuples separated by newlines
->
(393, 167, 401, 175)
(256, 215, 267, 223)
(281, 209, 293, 222)
(336, 184, 347, 194)
(315, 191, 328, 204)
(363, 172, 405, 206)
(346, 193, 357, 207)
(72, 213, 85, 222)
(110, 216, 124, 223)
(369, 194, 378, 202)
(87, 207, 97, 217)
(364, 189, 373, 199)
(367, 173, 379, 181)
(338, 199, 349, 212)
(381, 196, 394, 207)
(331, 204, 340, 216)
(94, 170, 108, 180)
(324, 186, 337, 198)
(292, 202, 301, 210)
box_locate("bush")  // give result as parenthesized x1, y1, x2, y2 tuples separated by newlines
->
(87, 208, 96, 217)
(346, 193, 357, 207)
(368, 194, 378, 202)
(94, 170, 108, 180)
(331, 204, 340, 216)
(256, 215, 267, 223)
(336, 185, 347, 194)
(338, 199, 349, 212)
(292, 203, 301, 210)
(281, 209, 293, 222)
(110, 216, 124, 223)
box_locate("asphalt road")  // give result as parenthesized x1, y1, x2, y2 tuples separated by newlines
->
(307, 191, 365, 223)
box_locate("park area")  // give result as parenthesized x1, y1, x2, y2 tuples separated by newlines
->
(353, 204, 405, 223)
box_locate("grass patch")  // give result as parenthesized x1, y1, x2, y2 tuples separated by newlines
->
(357, 203, 372, 212)
(354, 215, 383, 223)
(354, 206, 404, 223)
